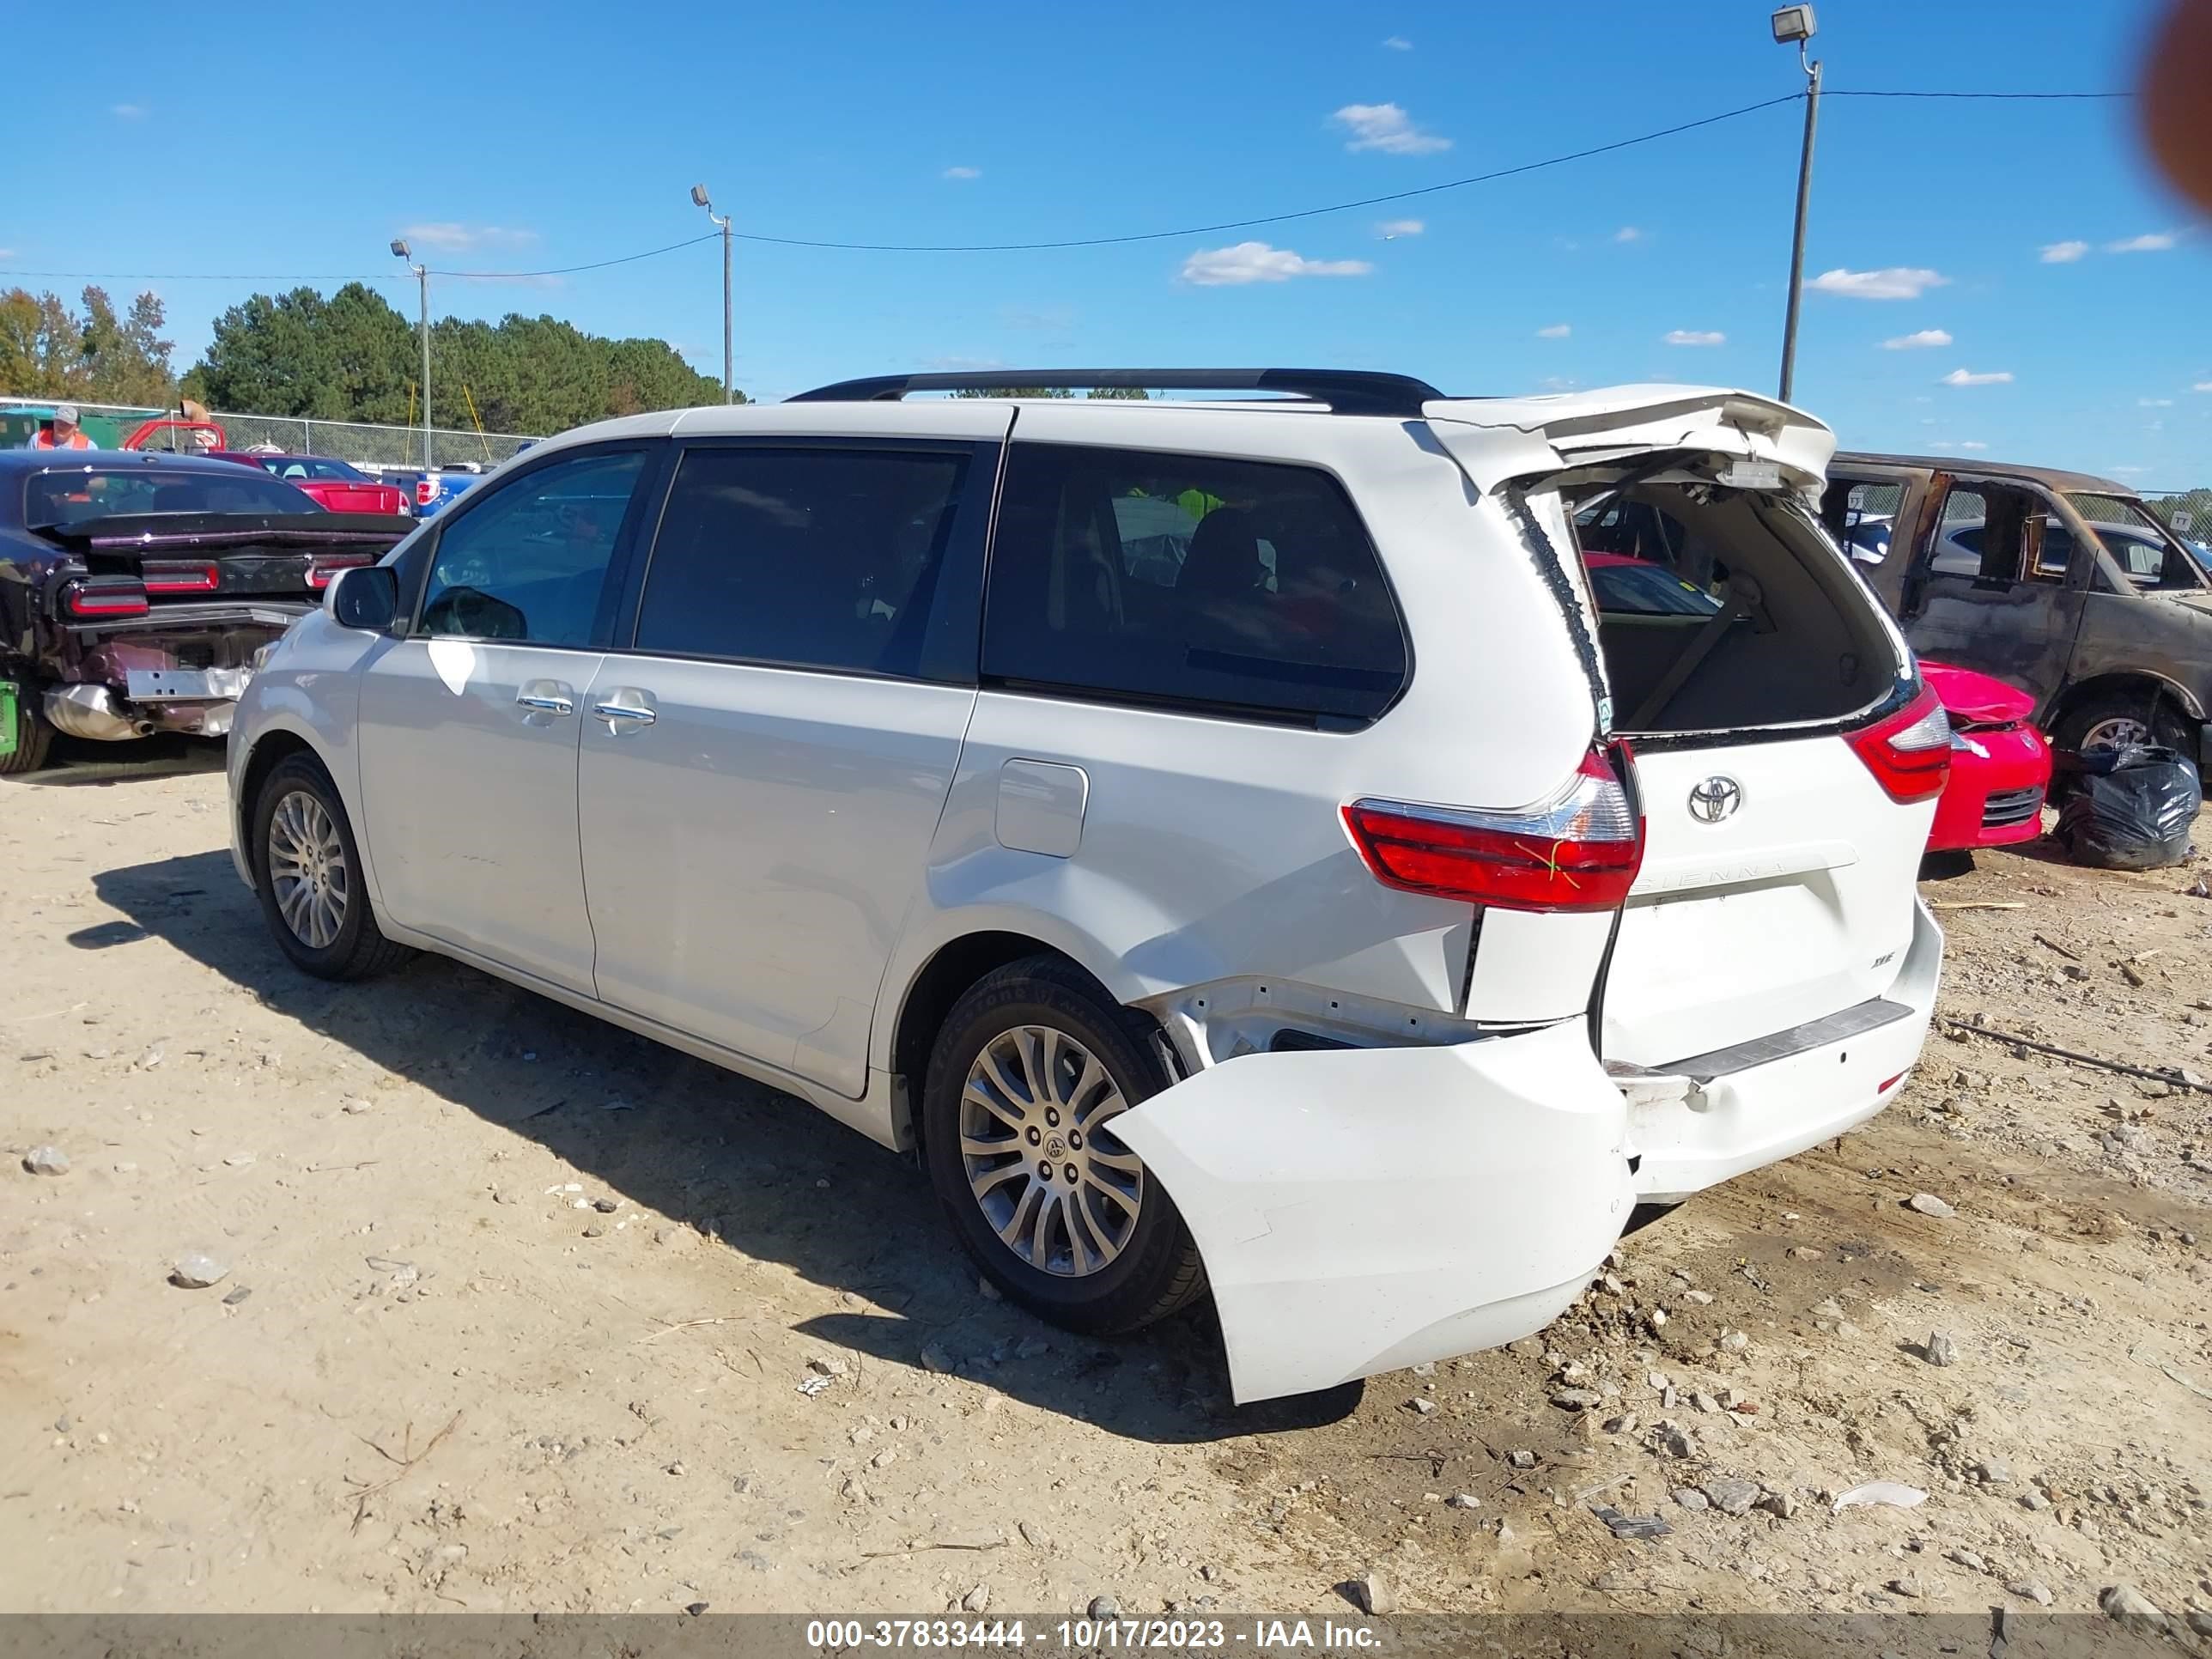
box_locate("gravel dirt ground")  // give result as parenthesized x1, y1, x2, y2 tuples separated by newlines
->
(5, 738, 2212, 1628)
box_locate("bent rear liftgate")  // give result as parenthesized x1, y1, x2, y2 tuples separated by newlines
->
(1115, 386, 1942, 1403)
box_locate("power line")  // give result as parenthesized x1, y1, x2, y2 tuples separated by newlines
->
(1, 87, 2134, 283)
(1826, 88, 2130, 100)
(4, 270, 403, 282)
(2, 233, 723, 284)
(434, 232, 721, 278)
(733, 94, 1810, 252)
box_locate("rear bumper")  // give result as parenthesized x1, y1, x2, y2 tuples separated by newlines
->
(1109, 898, 1942, 1404)
(1114, 1020, 1632, 1405)
(1623, 896, 1943, 1202)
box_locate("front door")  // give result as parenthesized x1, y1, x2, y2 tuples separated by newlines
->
(578, 434, 998, 1094)
(356, 445, 655, 995)
(1897, 477, 2087, 703)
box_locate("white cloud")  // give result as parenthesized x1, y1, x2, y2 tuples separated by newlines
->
(922, 355, 1006, 371)
(2039, 240, 2090, 264)
(2196, 381, 2212, 392)
(1332, 102, 1451, 155)
(110, 103, 148, 119)
(1381, 34, 1412, 49)
(2106, 231, 2179, 253)
(1881, 328, 1953, 350)
(1940, 368, 2014, 386)
(2109, 465, 2152, 476)
(941, 166, 981, 180)
(399, 222, 540, 252)
(1958, 441, 1989, 450)
(1376, 218, 1424, 239)
(2141, 398, 2175, 407)
(1664, 329, 1726, 347)
(1181, 241, 1375, 286)
(0, 249, 14, 260)
(1613, 226, 1645, 243)
(1535, 323, 1571, 339)
(1806, 266, 1950, 300)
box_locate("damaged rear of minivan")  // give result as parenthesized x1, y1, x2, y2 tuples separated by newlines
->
(1112, 386, 1943, 1402)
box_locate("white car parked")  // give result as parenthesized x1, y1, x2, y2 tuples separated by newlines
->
(227, 369, 1946, 1404)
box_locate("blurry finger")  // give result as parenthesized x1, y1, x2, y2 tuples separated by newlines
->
(2142, 0, 2212, 211)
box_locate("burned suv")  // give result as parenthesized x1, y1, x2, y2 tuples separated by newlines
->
(1825, 453, 2212, 759)
(0, 450, 410, 771)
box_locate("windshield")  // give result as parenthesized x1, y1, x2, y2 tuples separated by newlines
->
(26, 466, 322, 529)
(2065, 491, 2202, 590)
(253, 456, 368, 483)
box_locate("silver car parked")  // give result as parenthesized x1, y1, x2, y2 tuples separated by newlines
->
(228, 370, 1944, 1402)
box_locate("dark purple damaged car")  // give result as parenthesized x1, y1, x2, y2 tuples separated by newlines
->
(0, 449, 411, 771)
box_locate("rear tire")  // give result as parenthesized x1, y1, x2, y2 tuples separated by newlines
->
(922, 956, 1205, 1335)
(250, 752, 414, 980)
(0, 690, 54, 776)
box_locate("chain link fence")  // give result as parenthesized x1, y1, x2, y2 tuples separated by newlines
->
(0, 396, 537, 471)
(2144, 489, 2212, 542)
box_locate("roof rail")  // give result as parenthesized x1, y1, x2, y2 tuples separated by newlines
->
(787, 368, 1445, 418)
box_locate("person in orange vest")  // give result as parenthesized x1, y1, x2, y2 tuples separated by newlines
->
(27, 404, 97, 449)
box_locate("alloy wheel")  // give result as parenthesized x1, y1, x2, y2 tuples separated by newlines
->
(2079, 714, 2151, 754)
(266, 789, 349, 950)
(957, 1024, 1144, 1277)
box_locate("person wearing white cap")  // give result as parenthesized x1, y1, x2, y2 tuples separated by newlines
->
(27, 404, 96, 449)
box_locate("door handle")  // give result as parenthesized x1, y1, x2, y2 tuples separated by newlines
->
(592, 698, 656, 726)
(515, 680, 576, 717)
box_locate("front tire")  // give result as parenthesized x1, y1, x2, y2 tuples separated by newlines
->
(922, 957, 1205, 1335)
(251, 753, 414, 980)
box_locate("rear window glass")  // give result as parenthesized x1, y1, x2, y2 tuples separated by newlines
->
(982, 443, 1407, 722)
(26, 467, 319, 527)
(1585, 559, 1725, 617)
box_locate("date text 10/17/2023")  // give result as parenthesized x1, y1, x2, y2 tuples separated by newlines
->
(804, 1619, 1384, 1651)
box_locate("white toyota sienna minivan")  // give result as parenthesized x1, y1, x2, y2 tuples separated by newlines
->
(228, 370, 1946, 1403)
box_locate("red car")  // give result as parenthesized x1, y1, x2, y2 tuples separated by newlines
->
(1577, 553, 2048, 854)
(1921, 660, 2051, 851)
(209, 452, 409, 516)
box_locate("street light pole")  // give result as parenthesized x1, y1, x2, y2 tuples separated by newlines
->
(1772, 5, 1822, 404)
(391, 239, 431, 468)
(691, 185, 734, 404)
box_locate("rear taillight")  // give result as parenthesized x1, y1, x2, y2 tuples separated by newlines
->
(415, 477, 439, 507)
(61, 578, 150, 619)
(307, 554, 375, 591)
(141, 559, 221, 595)
(1343, 748, 1645, 913)
(1846, 686, 1952, 804)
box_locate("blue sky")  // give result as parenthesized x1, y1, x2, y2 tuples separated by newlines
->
(8, 1, 2208, 483)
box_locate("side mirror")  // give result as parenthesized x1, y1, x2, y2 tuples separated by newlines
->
(327, 564, 399, 631)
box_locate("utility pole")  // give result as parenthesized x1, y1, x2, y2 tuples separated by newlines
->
(691, 185, 734, 403)
(391, 239, 432, 467)
(1771, 5, 1821, 404)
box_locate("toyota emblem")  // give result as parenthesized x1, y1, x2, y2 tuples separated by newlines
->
(1686, 775, 1743, 823)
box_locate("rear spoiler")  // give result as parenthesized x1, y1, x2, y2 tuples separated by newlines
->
(33, 512, 411, 553)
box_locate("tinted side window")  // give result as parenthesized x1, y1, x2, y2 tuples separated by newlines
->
(982, 444, 1407, 721)
(419, 450, 645, 646)
(633, 447, 969, 678)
